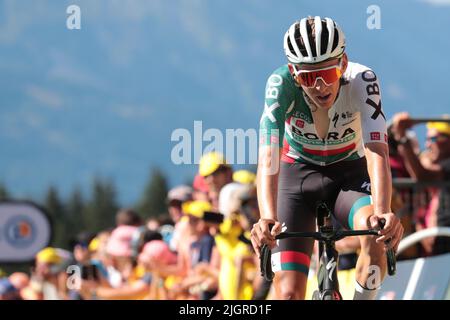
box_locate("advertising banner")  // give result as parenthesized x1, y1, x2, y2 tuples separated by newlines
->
(0, 201, 52, 262)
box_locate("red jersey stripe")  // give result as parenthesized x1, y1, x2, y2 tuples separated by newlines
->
(302, 143, 356, 157)
(280, 251, 311, 266)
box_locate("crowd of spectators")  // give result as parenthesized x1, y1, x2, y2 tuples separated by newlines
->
(1, 152, 268, 300)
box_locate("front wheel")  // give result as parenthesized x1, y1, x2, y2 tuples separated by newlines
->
(312, 290, 320, 300)
(315, 290, 343, 300)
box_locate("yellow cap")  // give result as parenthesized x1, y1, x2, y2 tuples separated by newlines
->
(88, 237, 100, 252)
(182, 200, 212, 219)
(199, 152, 229, 177)
(427, 120, 450, 136)
(36, 247, 62, 264)
(233, 170, 256, 185)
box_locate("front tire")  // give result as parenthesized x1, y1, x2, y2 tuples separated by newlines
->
(318, 290, 342, 300)
(312, 290, 320, 300)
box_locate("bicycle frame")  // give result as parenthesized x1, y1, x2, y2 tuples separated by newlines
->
(317, 225, 343, 300)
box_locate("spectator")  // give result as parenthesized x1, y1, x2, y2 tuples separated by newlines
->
(167, 185, 193, 222)
(146, 217, 160, 231)
(167, 185, 193, 254)
(8, 272, 30, 297)
(193, 174, 210, 202)
(69, 232, 109, 300)
(391, 113, 450, 255)
(0, 278, 21, 300)
(232, 170, 256, 185)
(138, 240, 178, 299)
(88, 231, 112, 275)
(172, 200, 217, 299)
(116, 208, 143, 227)
(103, 226, 137, 288)
(198, 152, 233, 209)
(78, 225, 153, 300)
(214, 183, 257, 300)
(28, 247, 73, 300)
(387, 123, 423, 258)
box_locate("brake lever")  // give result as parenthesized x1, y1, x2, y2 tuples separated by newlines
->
(260, 244, 274, 282)
(378, 218, 397, 276)
(258, 223, 276, 282)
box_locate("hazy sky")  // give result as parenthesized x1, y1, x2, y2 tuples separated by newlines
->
(1, 0, 449, 204)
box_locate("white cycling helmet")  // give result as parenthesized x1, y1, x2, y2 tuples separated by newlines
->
(284, 16, 346, 64)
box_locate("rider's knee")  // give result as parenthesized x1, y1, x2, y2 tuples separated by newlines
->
(354, 213, 370, 231)
(278, 286, 301, 300)
(275, 272, 306, 300)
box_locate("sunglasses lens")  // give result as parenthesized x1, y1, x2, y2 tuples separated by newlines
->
(299, 72, 316, 87)
(296, 66, 342, 87)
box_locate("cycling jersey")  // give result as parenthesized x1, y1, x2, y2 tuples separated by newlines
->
(260, 62, 387, 165)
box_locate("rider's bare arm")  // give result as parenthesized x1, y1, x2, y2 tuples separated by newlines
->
(364, 142, 403, 249)
(256, 146, 282, 221)
(364, 142, 392, 215)
(250, 146, 283, 255)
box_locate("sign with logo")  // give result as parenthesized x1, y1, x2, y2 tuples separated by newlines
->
(0, 201, 52, 262)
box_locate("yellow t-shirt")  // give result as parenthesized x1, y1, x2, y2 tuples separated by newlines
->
(215, 232, 255, 300)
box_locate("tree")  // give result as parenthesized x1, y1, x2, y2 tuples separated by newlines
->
(45, 185, 68, 248)
(83, 177, 119, 233)
(0, 183, 10, 201)
(66, 186, 85, 238)
(137, 167, 168, 219)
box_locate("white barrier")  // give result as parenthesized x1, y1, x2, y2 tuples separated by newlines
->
(397, 227, 450, 256)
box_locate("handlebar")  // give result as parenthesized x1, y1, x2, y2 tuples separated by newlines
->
(260, 227, 396, 282)
(276, 229, 379, 241)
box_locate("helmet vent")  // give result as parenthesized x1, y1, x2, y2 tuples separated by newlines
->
(331, 22, 339, 52)
(320, 20, 329, 56)
(294, 23, 307, 57)
(306, 20, 317, 58)
(287, 36, 296, 56)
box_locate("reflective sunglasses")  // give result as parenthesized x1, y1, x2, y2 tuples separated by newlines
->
(291, 62, 343, 88)
(427, 135, 449, 143)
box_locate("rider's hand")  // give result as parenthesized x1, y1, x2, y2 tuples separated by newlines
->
(250, 218, 282, 257)
(369, 213, 404, 252)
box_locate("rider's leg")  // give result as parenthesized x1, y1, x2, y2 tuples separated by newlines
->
(271, 223, 314, 300)
(352, 204, 387, 299)
(272, 162, 317, 300)
(273, 270, 308, 299)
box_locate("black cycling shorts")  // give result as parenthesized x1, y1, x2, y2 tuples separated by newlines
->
(271, 157, 372, 275)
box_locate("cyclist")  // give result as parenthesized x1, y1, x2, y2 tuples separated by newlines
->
(250, 16, 404, 300)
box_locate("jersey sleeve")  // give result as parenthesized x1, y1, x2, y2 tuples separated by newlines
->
(352, 68, 388, 145)
(259, 69, 292, 148)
